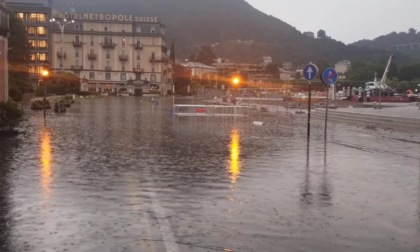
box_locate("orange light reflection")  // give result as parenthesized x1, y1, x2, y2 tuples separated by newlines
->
(41, 129, 52, 198)
(229, 129, 241, 184)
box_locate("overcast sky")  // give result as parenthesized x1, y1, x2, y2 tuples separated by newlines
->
(245, 0, 419, 44)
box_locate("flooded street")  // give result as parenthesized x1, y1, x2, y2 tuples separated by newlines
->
(0, 97, 419, 252)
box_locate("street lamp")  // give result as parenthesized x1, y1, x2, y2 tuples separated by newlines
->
(49, 17, 74, 70)
(42, 69, 49, 120)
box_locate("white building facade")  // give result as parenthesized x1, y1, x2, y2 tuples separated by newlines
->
(50, 12, 171, 95)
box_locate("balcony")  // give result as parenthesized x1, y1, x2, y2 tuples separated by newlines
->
(134, 42, 143, 50)
(105, 66, 112, 71)
(101, 41, 116, 49)
(87, 53, 97, 60)
(73, 41, 83, 47)
(133, 68, 144, 73)
(119, 55, 128, 61)
(71, 65, 83, 71)
(57, 51, 66, 59)
(149, 56, 163, 62)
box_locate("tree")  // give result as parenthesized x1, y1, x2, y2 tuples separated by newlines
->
(195, 45, 216, 66)
(35, 71, 81, 96)
(408, 28, 416, 35)
(173, 64, 191, 95)
(265, 63, 279, 78)
(317, 29, 326, 39)
(8, 12, 31, 101)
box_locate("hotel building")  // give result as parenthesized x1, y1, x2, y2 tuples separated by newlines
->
(53, 12, 172, 95)
(7, 2, 172, 95)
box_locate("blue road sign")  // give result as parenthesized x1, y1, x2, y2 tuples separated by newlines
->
(303, 64, 318, 81)
(321, 68, 338, 86)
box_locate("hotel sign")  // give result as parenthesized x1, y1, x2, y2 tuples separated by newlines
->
(58, 12, 159, 23)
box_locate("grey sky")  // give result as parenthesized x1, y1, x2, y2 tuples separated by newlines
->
(245, 0, 419, 44)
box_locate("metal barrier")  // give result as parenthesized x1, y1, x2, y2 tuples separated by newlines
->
(172, 104, 247, 117)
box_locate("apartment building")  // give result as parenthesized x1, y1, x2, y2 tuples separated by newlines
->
(0, 0, 8, 101)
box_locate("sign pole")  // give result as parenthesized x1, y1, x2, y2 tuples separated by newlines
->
(320, 68, 338, 144)
(324, 86, 329, 142)
(307, 80, 312, 143)
(302, 63, 318, 146)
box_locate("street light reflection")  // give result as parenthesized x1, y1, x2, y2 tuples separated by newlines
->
(40, 129, 52, 199)
(229, 128, 241, 184)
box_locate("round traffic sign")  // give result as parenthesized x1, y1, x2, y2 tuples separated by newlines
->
(321, 68, 338, 86)
(303, 64, 318, 81)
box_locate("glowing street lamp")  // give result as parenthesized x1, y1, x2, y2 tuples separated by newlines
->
(50, 17, 74, 70)
(42, 68, 49, 120)
(232, 76, 240, 86)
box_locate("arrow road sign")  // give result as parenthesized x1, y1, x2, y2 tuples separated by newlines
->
(303, 63, 318, 81)
(321, 68, 338, 86)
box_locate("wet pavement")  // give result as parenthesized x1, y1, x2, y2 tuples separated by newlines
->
(0, 96, 419, 252)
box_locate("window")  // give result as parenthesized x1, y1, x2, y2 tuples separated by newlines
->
(106, 61, 111, 67)
(75, 59, 80, 67)
(120, 73, 126, 81)
(37, 27, 47, 36)
(89, 72, 95, 79)
(75, 35, 80, 43)
(136, 26, 141, 33)
(75, 24, 80, 31)
(106, 50, 110, 59)
(38, 53, 47, 62)
(90, 62, 94, 70)
(29, 54, 36, 62)
(28, 40, 36, 48)
(151, 26, 156, 33)
(29, 14, 37, 22)
(90, 36, 94, 46)
(122, 37, 126, 47)
(38, 40, 47, 49)
(136, 52, 140, 60)
(16, 13, 25, 21)
(37, 14, 46, 22)
(150, 74, 156, 81)
(136, 63, 141, 70)
(75, 49, 79, 58)
(135, 73, 141, 80)
(121, 63, 125, 71)
(104, 27, 108, 32)
(27, 27, 36, 36)
(105, 72, 111, 80)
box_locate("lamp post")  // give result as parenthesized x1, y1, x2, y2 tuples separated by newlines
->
(49, 18, 74, 70)
(42, 69, 49, 120)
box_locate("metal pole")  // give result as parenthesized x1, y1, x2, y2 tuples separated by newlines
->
(307, 81, 312, 143)
(43, 81, 46, 121)
(378, 85, 382, 109)
(324, 86, 329, 142)
(60, 25, 64, 70)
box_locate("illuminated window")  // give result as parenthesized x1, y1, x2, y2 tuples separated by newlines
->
(27, 27, 36, 36)
(38, 40, 48, 49)
(17, 13, 25, 20)
(28, 40, 36, 48)
(38, 53, 47, 62)
(29, 66, 36, 74)
(29, 13, 37, 22)
(29, 54, 36, 62)
(37, 27, 47, 36)
(38, 14, 46, 22)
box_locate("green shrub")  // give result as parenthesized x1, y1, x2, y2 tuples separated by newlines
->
(0, 101, 24, 130)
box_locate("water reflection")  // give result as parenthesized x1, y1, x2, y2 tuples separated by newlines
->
(40, 128, 52, 200)
(228, 128, 241, 184)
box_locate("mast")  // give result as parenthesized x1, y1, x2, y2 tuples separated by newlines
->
(380, 55, 394, 89)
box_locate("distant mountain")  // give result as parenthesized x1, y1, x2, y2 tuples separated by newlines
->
(8, 0, 418, 65)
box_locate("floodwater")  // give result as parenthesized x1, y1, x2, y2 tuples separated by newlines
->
(0, 96, 419, 252)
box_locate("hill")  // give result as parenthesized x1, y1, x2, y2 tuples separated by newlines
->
(8, 0, 416, 65)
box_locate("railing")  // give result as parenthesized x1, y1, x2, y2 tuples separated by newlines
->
(57, 52, 66, 59)
(119, 55, 128, 61)
(149, 56, 163, 62)
(172, 105, 247, 117)
(101, 42, 116, 49)
(134, 43, 143, 50)
(73, 41, 82, 47)
(133, 68, 144, 73)
(87, 53, 97, 60)
(71, 65, 83, 71)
